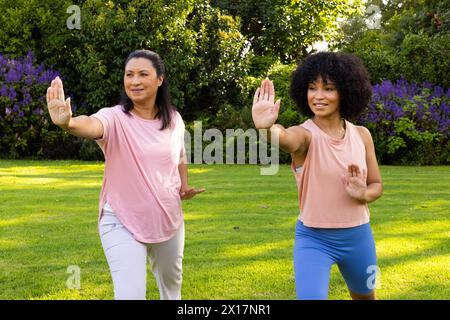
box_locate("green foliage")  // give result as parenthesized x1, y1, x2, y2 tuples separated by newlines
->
(0, 0, 79, 89)
(336, 30, 397, 84)
(266, 61, 306, 128)
(1, 0, 447, 165)
(0, 0, 75, 58)
(0, 51, 78, 159)
(335, 0, 450, 87)
(1, 0, 252, 159)
(380, 0, 450, 36)
(183, 1, 251, 119)
(231, 60, 305, 164)
(78, 139, 104, 161)
(386, 118, 438, 157)
(68, 0, 250, 121)
(358, 79, 449, 165)
(213, 0, 364, 63)
(240, 60, 303, 129)
(397, 32, 450, 87)
(68, 0, 196, 112)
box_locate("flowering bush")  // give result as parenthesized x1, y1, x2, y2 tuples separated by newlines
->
(1, 51, 448, 164)
(0, 51, 75, 158)
(357, 78, 450, 165)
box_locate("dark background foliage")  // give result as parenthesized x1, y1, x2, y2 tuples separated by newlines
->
(0, 0, 448, 164)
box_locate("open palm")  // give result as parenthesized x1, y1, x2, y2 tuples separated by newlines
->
(252, 79, 281, 129)
(341, 164, 367, 202)
(180, 186, 205, 200)
(46, 76, 72, 127)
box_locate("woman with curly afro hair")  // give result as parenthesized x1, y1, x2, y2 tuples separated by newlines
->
(252, 52, 383, 300)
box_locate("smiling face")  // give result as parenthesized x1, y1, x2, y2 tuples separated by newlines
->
(307, 76, 341, 118)
(124, 57, 163, 105)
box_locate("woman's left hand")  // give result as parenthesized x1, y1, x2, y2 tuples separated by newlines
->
(341, 164, 367, 203)
(180, 186, 205, 200)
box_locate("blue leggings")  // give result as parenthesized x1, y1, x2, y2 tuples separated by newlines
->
(294, 219, 377, 300)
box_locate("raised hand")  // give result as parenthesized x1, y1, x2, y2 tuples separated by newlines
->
(341, 164, 368, 203)
(252, 78, 281, 129)
(46, 77, 72, 128)
(180, 186, 206, 200)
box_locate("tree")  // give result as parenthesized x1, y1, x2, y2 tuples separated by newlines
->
(212, 0, 364, 63)
(334, 0, 450, 87)
(65, 0, 249, 121)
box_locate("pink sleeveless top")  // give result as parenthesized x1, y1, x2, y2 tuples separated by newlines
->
(291, 119, 370, 228)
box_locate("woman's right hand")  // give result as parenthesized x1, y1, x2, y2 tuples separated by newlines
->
(46, 77, 72, 128)
(252, 78, 281, 129)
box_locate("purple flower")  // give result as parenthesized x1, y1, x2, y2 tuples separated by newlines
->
(8, 87, 17, 101)
(5, 68, 21, 83)
(24, 76, 33, 86)
(5, 107, 11, 115)
(33, 108, 44, 115)
(360, 78, 450, 138)
(416, 103, 425, 120)
(422, 81, 433, 90)
(25, 50, 34, 66)
(379, 80, 394, 97)
(433, 86, 444, 97)
(36, 63, 44, 75)
(0, 85, 7, 97)
(22, 91, 32, 105)
(38, 69, 59, 83)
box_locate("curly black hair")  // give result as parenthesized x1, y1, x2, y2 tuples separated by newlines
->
(289, 52, 372, 120)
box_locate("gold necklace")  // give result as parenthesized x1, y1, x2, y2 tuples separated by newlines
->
(327, 120, 346, 139)
(313, 118, 346, 139)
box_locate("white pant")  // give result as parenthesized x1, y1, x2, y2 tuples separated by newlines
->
(99, 203, 184, 300)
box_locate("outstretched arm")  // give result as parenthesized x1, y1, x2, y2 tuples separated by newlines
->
(252, 78, 308, 154)
(46, 77, 103, 139)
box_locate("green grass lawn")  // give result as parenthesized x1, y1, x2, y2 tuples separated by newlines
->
(0, 160, 449, 300)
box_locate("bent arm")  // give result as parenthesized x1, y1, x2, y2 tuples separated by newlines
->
(362, 182, 383, 204)
(360, 127, 383, 203)
(178, 154, 189, 190)
(178, 154, 205, 200)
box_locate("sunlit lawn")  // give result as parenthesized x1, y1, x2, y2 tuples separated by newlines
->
(0, 160, 449, 300)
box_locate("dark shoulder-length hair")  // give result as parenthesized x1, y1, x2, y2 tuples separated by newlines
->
(120, 49, 175, 130)
(289, 51, 372, 120)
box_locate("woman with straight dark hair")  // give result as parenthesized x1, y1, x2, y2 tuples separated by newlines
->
(46, 49, 204, 300)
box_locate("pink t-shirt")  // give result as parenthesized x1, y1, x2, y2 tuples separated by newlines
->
(91, 105, 185, 243)
(291, 119, 370, 228)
